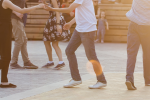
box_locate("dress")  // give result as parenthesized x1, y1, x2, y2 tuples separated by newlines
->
(43, 0, 71, 41)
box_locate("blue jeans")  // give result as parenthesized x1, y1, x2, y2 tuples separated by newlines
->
(126, 21, 150, 84)
(65, 30, 107, 83)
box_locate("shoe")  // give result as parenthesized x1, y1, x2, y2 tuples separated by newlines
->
(42, 62, 54, 68)
(101, 40, 104, 43)
(145, 84, 150, 86)
(125, 81, 137, 90)
(94, 39, 100, 43)
(0, 83, 17, 88)
(64, 79, 82, 88)
(54, 62, 65, 70)
(10, 63, 24, 69)
(89, 82, 107, 89)
(23, 61, 38, 69)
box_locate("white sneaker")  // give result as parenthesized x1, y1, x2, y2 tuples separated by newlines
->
(89, 82, 107, 89)
(101, 40, 104, 43)
(64, 79, 82, 88)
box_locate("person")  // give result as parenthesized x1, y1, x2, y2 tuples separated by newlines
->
(10, 0, 38, 69)
(95, 11, 109, 43)
(0, 0, 44, 88)
(44, 0, 107, 89)
(23, 0, 28, 27)
(42, 0, 70, 70)
(126, 0, 150, 90)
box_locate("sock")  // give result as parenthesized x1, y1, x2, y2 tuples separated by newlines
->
(1, 82, 9, 85)
(58, 61, 64, 64)
(48, 61, 54, 64)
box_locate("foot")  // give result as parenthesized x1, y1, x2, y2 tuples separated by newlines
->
(101, 40, 104, 43)
(64, 79, 82, 88)
(54, 62, 65, 70)
(125, 81, 137, 90)
(42, 62, 54, 68)
(94, 39, 100, 43)
(24, 61, 38, 69)
(145, 84, 150, 86)
(89, 82, 107, 89)
(0, 83, 17, 88)
(10, 63, 24, 69)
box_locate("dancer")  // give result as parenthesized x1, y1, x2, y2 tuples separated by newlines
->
(0, 0, 44, 88)
(10, 0, 38, 69)
(44, 0, 107, 88)
(126, 0, 150, 90)
(42, 0, 70, 70)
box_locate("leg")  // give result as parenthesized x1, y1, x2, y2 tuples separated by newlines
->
(44, 41, 53, 61)
(1, 60, 9, 83)
(65, 30, 82, 81)
(126, 22, 140, 84)
(11, 19, 26, 64)
(138, 25, 150, 84)
(96, 28, 101, 41)
(80, 32, 106, 83)
(101, 29, 105, 42)
(52, 41, 63, 61)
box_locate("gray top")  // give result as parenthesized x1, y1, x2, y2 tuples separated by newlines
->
(11, 0, 25, 22)
(126, 0, 150, 25)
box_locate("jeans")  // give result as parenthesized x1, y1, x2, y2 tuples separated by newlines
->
(97, 28, 105, 41)
(11, 19, 29, 64)
(126, 21, 150, 84)
(65, 30, 107, 83)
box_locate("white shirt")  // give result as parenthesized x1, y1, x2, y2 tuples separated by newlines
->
(126, 0, 150, 25)
(73, 0, 97, 32)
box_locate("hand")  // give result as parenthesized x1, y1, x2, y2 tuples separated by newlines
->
(44, 5, 53, 11)
(37, 3, 45, 9)
(69, 12, 74, 17)
(57, 25, 62, 34)
(63, 23, 71, 30)
(15, 12, 23, 19)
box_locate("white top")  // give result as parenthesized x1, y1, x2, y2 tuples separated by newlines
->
(126, 0, 150, 25)
(73, 0, 97, 32)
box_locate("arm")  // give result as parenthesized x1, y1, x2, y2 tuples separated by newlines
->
(12, 11, 23, 19)
(106, 21, 109, 30)
(2, 0, 44, 14)
(96, 7, 100, 18)
(63, 17, 76, 30)
(44, 2, 80, 13)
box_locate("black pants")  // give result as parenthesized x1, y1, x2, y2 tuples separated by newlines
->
(0, 22, 12, 82)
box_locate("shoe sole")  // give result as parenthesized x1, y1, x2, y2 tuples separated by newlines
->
(23, 66, 38, 69)
(53, 65, 65, 70)
(125, 81, 136, 90)
(89, 84, 107, 89)
(64, 82, 82, 88)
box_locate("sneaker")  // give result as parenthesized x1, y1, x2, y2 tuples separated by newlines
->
(0, 83, 17, 88)
(64, 79, 82, 88)
(23, 61, 38, 69)
(101, 40, 104, 43)
(89, 82, 107, 89)
(10, 63, 24, 69)
(54, 62, 65, 70)
(95, 39, 100, 43)
(145, 84, 150, 86)
(42, 62, 54, 68)
(125, 81, 137, 90)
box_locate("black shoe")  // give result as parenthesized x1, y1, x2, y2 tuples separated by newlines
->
(54, 62, 65, 70)
(23, 61, 38, 69)
(0, 83, 17, 88)
(125, 81, 137, 90)
(42, 62, 54, 68)
(10, 63, 24, 69)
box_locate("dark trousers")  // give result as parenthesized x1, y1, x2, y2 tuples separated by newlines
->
(126, 21, 150, 84)
(65, 30, 107, 83)
(0, 22, 12, 82)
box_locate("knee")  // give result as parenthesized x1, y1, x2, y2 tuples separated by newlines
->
(65, 47, 72, 56)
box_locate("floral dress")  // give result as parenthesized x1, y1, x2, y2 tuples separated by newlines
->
(43, 0, 71, 41)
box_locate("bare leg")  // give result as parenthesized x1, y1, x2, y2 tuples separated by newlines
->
(52, 41, 63, 61)
(44, 41, 53, 61)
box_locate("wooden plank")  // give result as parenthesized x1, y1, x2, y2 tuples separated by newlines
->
(106, 16, 129, 21)
(26, 34, 43, 39)
(27, 19, 48, 25)
(29, 9, 49, 15)
(99, 6, 131, 11)
(27, 15, 50, 19)
(105, 11, 128, 16)
(104, 35, 127, 42)
(108, 20, 130, 26)
(106, 30, 128, 35)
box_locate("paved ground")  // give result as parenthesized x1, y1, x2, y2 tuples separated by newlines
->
(0, 41, 144, 100)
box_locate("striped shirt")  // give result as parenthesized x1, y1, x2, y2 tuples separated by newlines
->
(126, 0, 150, 25)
